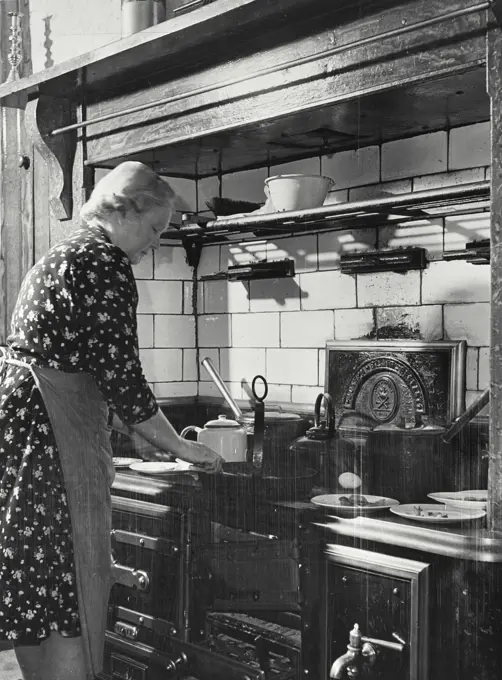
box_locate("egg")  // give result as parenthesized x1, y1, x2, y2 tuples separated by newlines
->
(338, 472, 362, 490)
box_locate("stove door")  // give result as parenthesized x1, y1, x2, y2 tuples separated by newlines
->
(202, 538, 301, 613)
(109, 499, 191, 637)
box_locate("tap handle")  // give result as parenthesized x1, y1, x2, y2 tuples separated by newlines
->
(348, 624, 362, 648)
(360, 634, 405, 653)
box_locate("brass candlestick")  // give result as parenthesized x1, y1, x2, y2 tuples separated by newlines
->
(6, 12, 24, 82)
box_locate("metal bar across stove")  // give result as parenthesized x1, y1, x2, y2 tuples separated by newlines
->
(161, 181, 490, 240)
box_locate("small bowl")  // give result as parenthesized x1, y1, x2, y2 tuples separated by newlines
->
(265, 174, 334, 212)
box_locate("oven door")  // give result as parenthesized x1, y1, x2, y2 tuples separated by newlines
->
(202, 537, 301, 613)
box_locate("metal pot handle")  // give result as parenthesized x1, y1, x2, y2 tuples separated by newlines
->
(314, 393, 335, 435)
(251, 375, 268, 476)
(180, 426, 202, 439)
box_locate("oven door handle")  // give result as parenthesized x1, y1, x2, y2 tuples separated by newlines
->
(111, 559, 150, 592)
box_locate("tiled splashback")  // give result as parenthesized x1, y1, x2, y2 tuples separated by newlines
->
(129, 122, 491, 411)
(133, 245, 197, 399)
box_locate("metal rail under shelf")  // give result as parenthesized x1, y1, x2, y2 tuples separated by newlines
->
(161, 181, 490, 245)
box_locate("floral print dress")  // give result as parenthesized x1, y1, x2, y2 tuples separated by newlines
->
(0, 225, 158, 644)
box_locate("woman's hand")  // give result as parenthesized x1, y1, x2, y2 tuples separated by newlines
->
(177, 439, 224, 473)
(130, 409, 223, 472)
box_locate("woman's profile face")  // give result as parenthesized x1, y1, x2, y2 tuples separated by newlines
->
(120, 204, 171, 265)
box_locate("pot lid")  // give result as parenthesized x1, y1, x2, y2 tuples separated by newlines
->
(241, 411, 302, 423)
(205, 414, 242, 429)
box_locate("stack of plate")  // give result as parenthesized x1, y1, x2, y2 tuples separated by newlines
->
(427, 490, 487, 511)
(388, 490, 487, 524)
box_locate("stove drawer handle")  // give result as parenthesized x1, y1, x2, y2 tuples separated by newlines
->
(111, 560, 150, 592)
(113, 621, 139, 641)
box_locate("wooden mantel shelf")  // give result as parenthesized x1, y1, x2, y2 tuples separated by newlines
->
(0, 0, 492, 178)
(0, 0, 348, 103)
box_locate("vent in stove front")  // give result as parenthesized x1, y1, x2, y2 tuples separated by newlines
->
(325, 340, 466, 429)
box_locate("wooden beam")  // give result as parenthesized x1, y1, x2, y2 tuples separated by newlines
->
(487, 11, 502, 534)
(0, 0, 33, 343)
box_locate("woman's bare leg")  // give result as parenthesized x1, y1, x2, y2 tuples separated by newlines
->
(40, 632, 87, 680)
(13, 643, 43, 680)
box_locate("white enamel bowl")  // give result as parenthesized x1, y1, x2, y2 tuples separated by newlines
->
(265, 174, 334, 212)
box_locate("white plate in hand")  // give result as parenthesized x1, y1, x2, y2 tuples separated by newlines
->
(310, 494, 400, 513)
(129, 462, 201, 475)
(113, 457, 140, 468)
(427, 490, 487, 511)
(390, 503, 486, 524)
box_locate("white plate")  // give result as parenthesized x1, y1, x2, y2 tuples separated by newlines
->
(129, 462, 201, 475)
(310, 494, 400, 513)
(428, 490, 487, 511)
(113, 457, 140, 468)
(390, 503, 486, 524)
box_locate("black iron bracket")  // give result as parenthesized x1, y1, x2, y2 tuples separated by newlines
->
(340, 247, 427, 275)
(182, 236, 204, 269)
(200, 258, 295, 282)
(443, 238, 490, 265)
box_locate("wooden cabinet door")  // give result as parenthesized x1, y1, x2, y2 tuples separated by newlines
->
(321, 545, 430, 680)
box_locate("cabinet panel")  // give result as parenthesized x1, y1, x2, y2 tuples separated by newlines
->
(322, 545, 429, 680)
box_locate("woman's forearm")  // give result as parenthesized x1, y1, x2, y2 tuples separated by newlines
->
(130, 409, 185, 458)
(110, 413, 131, 435)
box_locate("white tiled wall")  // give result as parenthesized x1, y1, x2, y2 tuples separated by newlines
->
(193, 123, 491, 407)
(28, 0, 177, 73)
(29, 0, 122, 72)
(134, 243, 197, 398)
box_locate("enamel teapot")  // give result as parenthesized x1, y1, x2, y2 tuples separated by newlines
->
(180, 415, 248, 463)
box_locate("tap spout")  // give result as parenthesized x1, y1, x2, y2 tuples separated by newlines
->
(330, 624, 363, 678)
(329, 648, 358, 679)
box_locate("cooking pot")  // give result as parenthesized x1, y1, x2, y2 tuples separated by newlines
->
(337, 409, 455, 503)
(199, 374, 317, 503)
(201, 357, 306, 473)
(180, 415, 247, 463)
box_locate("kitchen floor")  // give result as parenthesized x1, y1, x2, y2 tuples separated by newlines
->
(0, 648, 21, 679)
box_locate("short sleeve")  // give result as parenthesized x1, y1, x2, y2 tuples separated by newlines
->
(71, 247, 158, 426)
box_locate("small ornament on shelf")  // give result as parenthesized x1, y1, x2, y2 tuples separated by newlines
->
(121, 0, 153, 36)
(6, 12, 24, 83)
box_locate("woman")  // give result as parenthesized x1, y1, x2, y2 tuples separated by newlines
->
(0, 161, 223, 680)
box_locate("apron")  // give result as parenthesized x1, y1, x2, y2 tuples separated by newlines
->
(1, 349, 115, 679)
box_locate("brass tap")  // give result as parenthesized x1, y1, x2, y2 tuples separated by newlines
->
(330, 624, 361, 679)
(329, 624, 406, 678)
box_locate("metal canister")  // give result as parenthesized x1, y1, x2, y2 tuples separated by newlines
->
(122, 0, 153, 36)
(153, 0, 170, 24)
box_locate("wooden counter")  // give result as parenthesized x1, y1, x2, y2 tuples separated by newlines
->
(317, 512, 502, 562)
